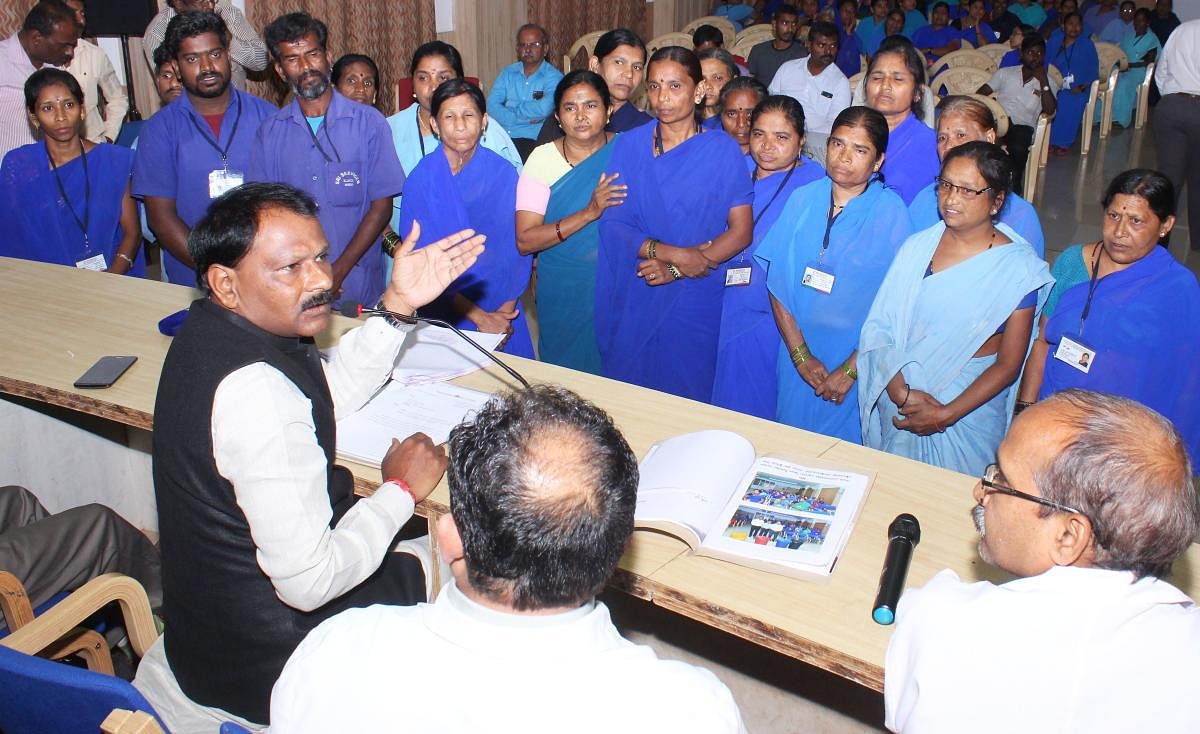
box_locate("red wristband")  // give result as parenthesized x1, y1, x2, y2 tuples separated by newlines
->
(384, 477, 417, 503)
(555, 221, 565, 243)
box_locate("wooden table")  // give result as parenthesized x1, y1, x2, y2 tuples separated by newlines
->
(3, 257, 1195, 693)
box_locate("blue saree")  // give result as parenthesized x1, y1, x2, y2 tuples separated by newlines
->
(1047, 35, 1098, 148)
(859, 222, 1052, 475)
(756, 178, 913, 441)
(1109, 29, 1160, 128)
(711, 158, 826, 419)
(535, 138, 617, 373)
(397, 145, 533, 357)
(0, 142, 143, 276)
(908, 183, 1046, 257)
(596, 123, 754, 401)
(1039, 246, 1200, 462)
(880, 114, 939, 205)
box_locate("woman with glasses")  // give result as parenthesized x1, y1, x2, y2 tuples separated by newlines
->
(711, 95, 828, 420)
(397, 79, 533, 357)
(752, 106, 911, 438)
(1018, 169, 1200, 462)
(908, 96, 1044, 255)
(596, 46, 753, 402)
(859, 141, 1052, 475)
(864, 36, 939, 204)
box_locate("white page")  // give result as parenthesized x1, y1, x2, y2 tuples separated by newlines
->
(392, 323, 506, 384)
(635, 430, 757, 541)
(700, 457, 871, 573)
(336, 382, 493, 464)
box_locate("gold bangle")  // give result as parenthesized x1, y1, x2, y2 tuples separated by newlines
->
(646, 239, 658, 260)
(665, 263, 683, 280)
(382, 231, 402, 257)
(842, 363, 858, 381)
(790, 343, 811, 365)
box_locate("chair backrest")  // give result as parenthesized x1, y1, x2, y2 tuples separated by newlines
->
(959, 37, 974, 49)
(563, 29, 606, 72)
(647, 31, 696, 55)
(975, 42, 1009, 69)
(929, 66, 993, 97)
(394, 76, 481, 112)
(1024, 112, 1050, 199)
(732, 23, 775, 58)
(1048, 63, 1063, 89)
(0, 644, 165, 734)
(1094, 41, 1129, 84)
(683, 15, 737, 47)
(1134, 59, 1155, 128)
(928, 48, 994, 79)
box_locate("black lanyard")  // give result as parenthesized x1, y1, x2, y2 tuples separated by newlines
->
(1078, 243, 1104, 337)
(819, 191, 847, 265)
(188, 92, 243, 167)
(306, 113, 343, 163)
(47, 139, 90, 253)
(416, 107, 429, 157)
(1057, 41, 1075, 72)
(752, 161, 798, 229)
(654, 122, 700, 156)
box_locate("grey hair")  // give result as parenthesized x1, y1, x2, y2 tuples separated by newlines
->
(1033, 389, 1197, 579)
(517, 23, 548, 45)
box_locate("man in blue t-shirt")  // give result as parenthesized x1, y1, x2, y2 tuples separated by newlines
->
(486, 24, 563, 162)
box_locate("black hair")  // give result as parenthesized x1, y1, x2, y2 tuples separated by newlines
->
(720, 76, 768, 115)
(593, 28, 647, 61)
(1061, 11, 1083, 27)
(648, 45, 703, 85)
(1021, 32, 1047, 51)
(1101, 168, 1176, 220)
(553, 69, 610, 111)
(1015, 23, 1038, 37)
(189, 183, 319, 293)
(263, 12, 328, 64)
(692, 24, 724, 48)
(447, 385, 639, 611)
(931, 1, 951, 14)
(751, 94, 806, 139)
(831, 105, 889, 161)
(24, 67, 82, 111)
(1133, 7, 1152, 22)
(162, 11, 228, 61)
(22, 1, 75, 35)
(775, 4, 800, 18)
(152, 42, 174, 71)
(516, 22, 549, 44)
(869, 36, 927, 114)
(332, 53, 378, 87)
(697, 47, 739, 79)
(942, 140, 1014, 203)
(430, 77, 486, 117)
(809, 20, 841, 43)
(409, 40, 464, 78)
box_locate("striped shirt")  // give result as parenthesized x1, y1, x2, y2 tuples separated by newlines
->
(0, 34, 39, 161)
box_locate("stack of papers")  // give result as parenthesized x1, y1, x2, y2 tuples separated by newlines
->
(392, 323, 506, 385)
(336, 381, 493, 465)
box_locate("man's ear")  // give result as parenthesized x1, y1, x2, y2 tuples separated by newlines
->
(206, 264, 239, 310)
(436, 513, 464, 565)
(1050, 513, 1095, 568)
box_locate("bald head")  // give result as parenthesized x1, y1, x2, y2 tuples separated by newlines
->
(1027, 390, 1197, 579)
(447, 386, 638, 611)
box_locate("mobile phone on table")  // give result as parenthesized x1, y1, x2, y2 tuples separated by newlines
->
(73, 356, 138, 389)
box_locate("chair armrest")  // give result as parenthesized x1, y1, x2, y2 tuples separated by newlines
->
(0, 573, 158, 658)
(102, 709, 167, 734)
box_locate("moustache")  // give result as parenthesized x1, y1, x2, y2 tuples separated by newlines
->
(301, 290, 334, 311)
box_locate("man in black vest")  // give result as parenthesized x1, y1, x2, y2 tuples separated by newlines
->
(134, 182, 484, 730)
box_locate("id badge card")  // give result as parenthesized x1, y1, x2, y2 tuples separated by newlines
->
(725, 266, 752, 287)
(801, 261, 835, 294)
(1054, 333, 1095, 374)
(1063, 73, 1075, 87)
(208, 169, 244, 199)
(76, 253, 107, 271)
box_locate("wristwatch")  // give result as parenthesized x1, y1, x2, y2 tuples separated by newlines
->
(1040, 85, 1050, 92)
(373, 299, 415, 330)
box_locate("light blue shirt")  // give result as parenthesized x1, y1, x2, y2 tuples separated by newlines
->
(486, 59, 564, 140)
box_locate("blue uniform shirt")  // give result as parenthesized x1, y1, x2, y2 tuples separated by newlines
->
(248, 90, 405, 307)
(132, 88, 277, 286)
(486, 59, 564, 140)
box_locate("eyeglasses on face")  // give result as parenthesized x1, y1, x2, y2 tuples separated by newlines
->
(980, 463, 1084, 515)
(935, 176, 993, 199)
(518, 41, 545, 49)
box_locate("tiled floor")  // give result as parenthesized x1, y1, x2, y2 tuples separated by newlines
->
(602, 122, 1199, 734)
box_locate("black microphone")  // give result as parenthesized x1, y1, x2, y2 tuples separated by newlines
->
(339, 301, 531, 389)
(872, 513, 921, 625)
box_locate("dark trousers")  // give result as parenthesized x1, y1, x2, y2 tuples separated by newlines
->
(513, 137, 538, 162)
(1153, 93, 1200, 251)
(1003, 123, 1035, 197)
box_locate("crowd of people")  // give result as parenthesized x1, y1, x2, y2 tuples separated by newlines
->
(0, 1, 1199, 729)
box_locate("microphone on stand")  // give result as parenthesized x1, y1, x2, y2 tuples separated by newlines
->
(338, 302, 530, 389)
(871, 513, 921, 625)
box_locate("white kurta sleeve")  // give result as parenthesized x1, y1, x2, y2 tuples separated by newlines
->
(322, 316, 411, 418)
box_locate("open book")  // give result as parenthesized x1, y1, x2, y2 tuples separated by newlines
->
(636, 430, 873, 580)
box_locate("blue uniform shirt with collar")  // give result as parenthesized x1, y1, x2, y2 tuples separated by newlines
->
(247, 90, 405, 307)
(132, 88, 277, 286)
(486, 59, 564, 140)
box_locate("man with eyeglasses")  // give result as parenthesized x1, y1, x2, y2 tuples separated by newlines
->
(884, 389, 1200, 733)
(486, 23, 563, 162)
